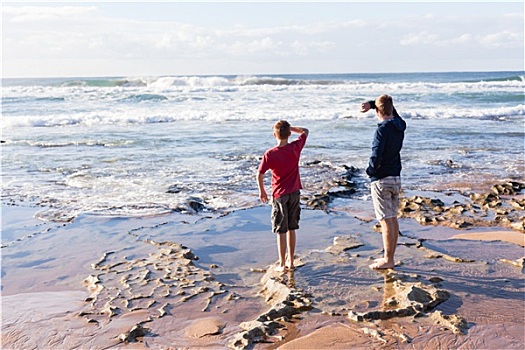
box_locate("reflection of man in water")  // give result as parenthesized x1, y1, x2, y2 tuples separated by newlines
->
(381, 273, 397, 311)
(361, 95, 406, 270)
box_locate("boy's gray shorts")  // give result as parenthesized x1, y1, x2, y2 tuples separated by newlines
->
(371, 176, 401, 220)
(271, 191, 301, 234)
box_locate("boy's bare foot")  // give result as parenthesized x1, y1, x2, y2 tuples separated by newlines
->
(274, 265, 287, 272)
(369, 258, 395, 270)
(285, 258, 295, 270)
(285, 254, 295, 270)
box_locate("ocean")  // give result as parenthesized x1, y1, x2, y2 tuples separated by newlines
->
(2, 71, 524, 224)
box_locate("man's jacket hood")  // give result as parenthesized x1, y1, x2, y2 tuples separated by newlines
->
(381, 115, 406, 132)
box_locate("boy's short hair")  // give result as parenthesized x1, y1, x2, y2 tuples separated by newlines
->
(375, 94, 394, 116)
(274, 120, 291, 140)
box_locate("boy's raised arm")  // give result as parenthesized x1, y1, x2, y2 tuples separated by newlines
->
(290, 126, 309, 137)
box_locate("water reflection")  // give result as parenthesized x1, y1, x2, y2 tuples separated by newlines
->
(283, 269, 296, 289)
(381, 271, 397, 311)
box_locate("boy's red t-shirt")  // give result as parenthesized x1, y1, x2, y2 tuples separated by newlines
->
(258, 133, 307, 199)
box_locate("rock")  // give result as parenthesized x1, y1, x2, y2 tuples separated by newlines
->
(228, 268, 313, 349)
(491, 182, 525, 196)
(400, 184, 525, 233)
(227, 325, 267, 350)
(430, 310, 469, 334)
(361, 327, 387, 343)
(510, 198, 525, 210)
(449, 220, 473, 229)
(403, 285, 433, 311)
(384, 298, 398, 307)
(188, 197, 206, 212)
(429, 277, 444, 283)
(118, 324, 150, 343)
(347, 273, 449, 323)
(327, 186, 356, 198)
(83, 275, 102, 293)
(185, 317, 226, 338)
(306, 194, 331, 211)
(510, 220, 525, 232)
(166, 184, 182, 193)
(447, 205, 466, 215)
(303, 164, 366, 211)
(470, 192, 500, 205)
(250, 268, 267, 273)
(80, 240, 222, 334)
(500, 257, 525, 268)
(326, 235, 364, 254)
(415, 215, 436, 225)
(260, 277, 291, 304)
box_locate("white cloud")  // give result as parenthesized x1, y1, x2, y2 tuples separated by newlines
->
(2, 3, 523, 77)
(291, 40, 336, 56)
(234, 37, 279, 54)
(156, 33, 172, 50)
(214, 19, 366, 39)
(477, 31, 523, 48)
(399, 31, 440, 46)
(399, 27, 523, 50)
(5, 5, 99, 23)
(451, 34, 473, 44)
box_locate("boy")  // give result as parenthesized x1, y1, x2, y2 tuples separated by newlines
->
(257, 120, 309, 272)
(361, 95, 406, 270)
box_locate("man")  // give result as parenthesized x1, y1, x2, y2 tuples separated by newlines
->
(361, 95, 406, 270)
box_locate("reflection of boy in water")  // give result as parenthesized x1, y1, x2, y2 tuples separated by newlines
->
(361, 95, 406, 270)
(257, 120, 309, 272)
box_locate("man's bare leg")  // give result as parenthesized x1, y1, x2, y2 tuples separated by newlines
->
(276, 233, 287, 272)
(370, 217, 399, 269)
(286, 230, 296, 269)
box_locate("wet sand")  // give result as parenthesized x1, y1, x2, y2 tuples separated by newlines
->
(1, 184, 524, 349)
(451, 230, 525, 247)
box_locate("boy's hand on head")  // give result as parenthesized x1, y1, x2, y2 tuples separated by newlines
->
(360, 102, 371, 113)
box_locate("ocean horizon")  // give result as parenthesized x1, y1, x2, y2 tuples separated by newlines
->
(3, 69, 523, 82)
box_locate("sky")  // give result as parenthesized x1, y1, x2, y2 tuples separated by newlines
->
(2, 1, 524, 78)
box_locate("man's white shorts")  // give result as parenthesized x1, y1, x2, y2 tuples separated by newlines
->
(371, 176, 401, 220)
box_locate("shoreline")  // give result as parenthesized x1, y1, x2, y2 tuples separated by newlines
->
(1, 182, 524, 349)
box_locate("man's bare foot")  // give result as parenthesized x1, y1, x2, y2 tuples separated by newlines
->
(286, 264, 295, 270)
(369, 258, 395, 270)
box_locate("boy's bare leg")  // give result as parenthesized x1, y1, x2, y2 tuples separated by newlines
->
(370, 217, 398, 269)
(276, 233, 287, 272)
(286, 230, 296, 269)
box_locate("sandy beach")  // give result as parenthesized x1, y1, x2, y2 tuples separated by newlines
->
(1, 181, 524, 349)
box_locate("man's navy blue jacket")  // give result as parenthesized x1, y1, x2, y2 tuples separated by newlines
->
(366, 101, 406, 182)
